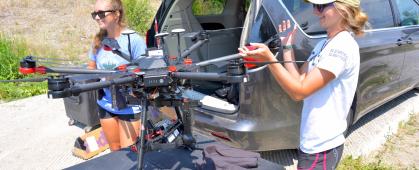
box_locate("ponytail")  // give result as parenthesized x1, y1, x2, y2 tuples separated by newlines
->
(92, 29, 107, 54)
(334, 2, 369, 37)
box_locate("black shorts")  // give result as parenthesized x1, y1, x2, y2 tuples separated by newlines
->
(297, 144, 344, 170)
(98, 106, 140, 121)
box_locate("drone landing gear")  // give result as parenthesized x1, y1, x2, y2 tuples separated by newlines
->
(136, 92, 199, 170)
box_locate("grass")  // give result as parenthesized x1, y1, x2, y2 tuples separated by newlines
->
(338, 113, 419, 169)
(0, 34, 47, 101)
(338, 156, 393, 170)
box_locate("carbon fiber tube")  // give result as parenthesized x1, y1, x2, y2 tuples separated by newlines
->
(45, 67, 117, 74)
(180, 39, 209, 58)
(69, 76, 137, 95)
(194, 53, 241, 67)
(171, 72, 226, 81)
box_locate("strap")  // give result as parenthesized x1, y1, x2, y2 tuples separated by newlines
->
(122, 29, 136, 62)
(127, 33, 132, 61)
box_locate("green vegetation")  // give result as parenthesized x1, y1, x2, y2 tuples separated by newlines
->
(192, 0, 226, 16)
(338, 113, 419, 169)
(123, 0, 154, 35)
(0, 34, 47, 101)
(337, 156, 393, 170)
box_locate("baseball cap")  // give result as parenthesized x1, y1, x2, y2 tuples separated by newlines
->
(305, 0, 360, 7)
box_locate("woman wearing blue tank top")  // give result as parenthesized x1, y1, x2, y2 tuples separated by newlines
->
(88, 0, 146, 151)
(239, 0, 368, 169)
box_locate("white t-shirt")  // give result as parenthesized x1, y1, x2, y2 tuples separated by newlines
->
(300, 31, 360, 154)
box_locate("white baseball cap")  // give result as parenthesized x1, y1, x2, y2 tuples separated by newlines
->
(306, 0, 360, 7)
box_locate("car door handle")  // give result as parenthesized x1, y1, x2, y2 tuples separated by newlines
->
(397, 39, 403, 46)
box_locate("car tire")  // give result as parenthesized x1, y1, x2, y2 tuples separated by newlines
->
(343, 108, 354, 137)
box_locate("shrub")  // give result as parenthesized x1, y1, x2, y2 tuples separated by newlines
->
(0, 34, 47, 101)
(0, 35, 27, 80)
(123, 0, 154, 35)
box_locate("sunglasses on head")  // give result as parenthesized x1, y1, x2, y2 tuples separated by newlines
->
(91, 10, 115, 20)
(313, 2, 334, 13)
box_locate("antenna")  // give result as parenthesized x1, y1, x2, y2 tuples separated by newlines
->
(171, 28, 185, 64)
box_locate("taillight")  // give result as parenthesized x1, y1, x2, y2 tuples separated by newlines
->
(145, 30, 149, 46)
(210, 131, 232, 142)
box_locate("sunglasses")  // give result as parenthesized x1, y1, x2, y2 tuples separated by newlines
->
(313, 2, 334, 13)
(91, 10, 115, 20)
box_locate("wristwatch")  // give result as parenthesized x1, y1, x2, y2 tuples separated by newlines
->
(282, 45, 293, 50)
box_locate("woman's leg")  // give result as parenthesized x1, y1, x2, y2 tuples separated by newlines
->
(99, 108, 121, 151)
(118, 114, 141, 148)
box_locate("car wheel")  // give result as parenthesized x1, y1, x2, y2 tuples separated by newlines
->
(343, 108, 354, 137)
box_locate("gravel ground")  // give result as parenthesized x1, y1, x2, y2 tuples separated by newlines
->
(0, 95, 86, 169)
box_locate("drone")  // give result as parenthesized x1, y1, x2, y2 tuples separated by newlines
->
(3, 28, 293, 169)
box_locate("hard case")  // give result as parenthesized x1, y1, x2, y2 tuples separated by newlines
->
(63, 74, 100, 132)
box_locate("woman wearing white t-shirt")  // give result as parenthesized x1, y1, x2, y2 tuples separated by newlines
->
(239, 0, 368, 169)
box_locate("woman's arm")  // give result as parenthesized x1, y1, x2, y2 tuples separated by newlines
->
(282, 48, 309, 82)
(268, 60, 335, 101)
(239, 43, 335, 101)
(278, 20, 308, 81)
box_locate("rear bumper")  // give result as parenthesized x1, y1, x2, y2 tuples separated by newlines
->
(192, 107, 300, 151)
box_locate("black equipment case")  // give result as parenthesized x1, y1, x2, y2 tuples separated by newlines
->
(63, 74, 100, 132)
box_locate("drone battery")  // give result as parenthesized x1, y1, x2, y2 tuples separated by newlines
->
(63, 74, 100, 132)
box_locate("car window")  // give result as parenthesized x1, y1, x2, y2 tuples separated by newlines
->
(283, 0, 397, 34)
(394, 0, 419, 26)
(192, 0, 227, 16)
(360, 0, 394, 29)
(247, 6, 277, 43)
(282, 0, 326, 35)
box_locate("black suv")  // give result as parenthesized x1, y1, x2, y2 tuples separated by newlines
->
(146, 0, 419, 151)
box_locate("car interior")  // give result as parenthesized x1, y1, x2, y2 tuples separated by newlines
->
(158, 0, 250, 108)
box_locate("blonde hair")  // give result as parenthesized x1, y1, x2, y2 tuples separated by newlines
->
(92, 0, 127, 54)
(334, 2, 368, 36)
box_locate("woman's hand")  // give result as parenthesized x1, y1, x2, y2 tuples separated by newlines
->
(279, 20, 297, 46)
(87, 60, 97, 69)
(238, 43, 276, 62)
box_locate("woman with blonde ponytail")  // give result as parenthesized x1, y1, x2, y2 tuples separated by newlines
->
(239, 0, 367, 169)
(88, 0, 147, 151)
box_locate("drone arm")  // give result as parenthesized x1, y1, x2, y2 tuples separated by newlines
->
(48, 76, 137, 98)
(73, 76, 136, 93)
(180, 38, 209, 59)
(172, 72, 226, 81)
(44, 67, 118, 74)
(172, 71, 245, 83)
(194, 53, 241, 67)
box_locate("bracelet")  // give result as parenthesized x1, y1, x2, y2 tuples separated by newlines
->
(282, 45, 293, 50)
